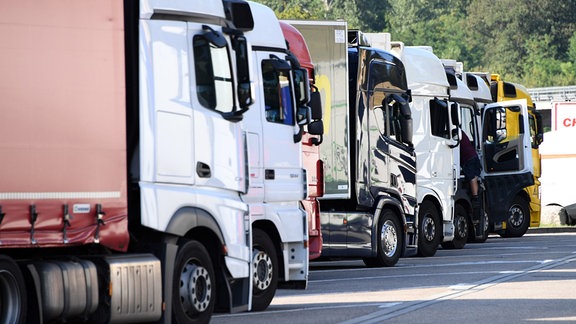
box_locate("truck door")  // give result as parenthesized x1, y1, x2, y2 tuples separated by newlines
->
(482, 99, 534, 225)
(482, 99, 533, 174)
(251, 52, 305, 204)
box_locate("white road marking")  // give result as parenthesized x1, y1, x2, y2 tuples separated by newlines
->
(339, 254, 576, 324)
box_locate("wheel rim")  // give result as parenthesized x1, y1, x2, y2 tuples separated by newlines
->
(422, 215, 436, 242)
(508, 204, 525, 227)
(456, 215, 467, 238)
(253, 250, 273, 291)
(0, 269, 21, 324)
(179, 261, 212, 315)
(380, 219, 398, 257)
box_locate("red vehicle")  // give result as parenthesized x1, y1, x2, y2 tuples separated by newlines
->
(0, 1, 255, 323)
(280, 22, 325, 260)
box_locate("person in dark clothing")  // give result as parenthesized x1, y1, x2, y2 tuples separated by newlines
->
(460, 131, 482, 203)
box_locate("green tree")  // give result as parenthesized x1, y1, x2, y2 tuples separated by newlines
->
(387, 0, 474, 65)
(522, 34, 563, 87)
(252, 0, 576, 87)
(253, 0, 325, 19)
(466, 0, 576, 85)
(327, 0, 391, 31)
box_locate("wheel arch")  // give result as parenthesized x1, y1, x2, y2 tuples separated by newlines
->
(455, 197, 473, 222)
(515, 189, 531, 206)
(418, 188, 447, 219)
(373, 194, 407, 256)
(252, 220, 284, 281)
(165, 207, 225, 244)
(419, 195, 443, 221)
(165, 207, 235, 313)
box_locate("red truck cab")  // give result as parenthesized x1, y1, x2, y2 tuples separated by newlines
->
(280, 22, 324, 260)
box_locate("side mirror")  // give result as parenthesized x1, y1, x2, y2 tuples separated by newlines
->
(308, 120, 324, 135)
(535, 110, 544, 147)
(386, 93, 413, 147)
(536, 133, 544, 146)
(450, 102, 460, 127)
(448, 102, 461, 148)
(308, 120, 324, 145)
(401, 116, 413, 147)
(232, 35, 253, 110)
(400, 99, 413, 146)
(310, 91, 322, 120)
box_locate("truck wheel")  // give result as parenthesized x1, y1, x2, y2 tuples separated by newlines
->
(173, 240, 215, 324)
(252, 228, 278, 311)
(363, 209, 402, 267)
(442, 204, 467, 249)
(417, 201, 441, 257)
(0, 255, 27, 324)
(502, 196, 530, 238)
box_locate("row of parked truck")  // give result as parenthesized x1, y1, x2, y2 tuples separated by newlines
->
(290, 21, 543, 261)
(0, 1, 543, 323)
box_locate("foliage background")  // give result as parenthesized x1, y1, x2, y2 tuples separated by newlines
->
(253, 0, 576, 87)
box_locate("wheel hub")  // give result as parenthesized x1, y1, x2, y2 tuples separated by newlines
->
(179, 263, 212, 315)
(422, 216, 436, 242)
(456, 215, 467, 237)
(253, 250, 273, 291)
(509, 205, 524, 227)
(381, 220, 398, 257)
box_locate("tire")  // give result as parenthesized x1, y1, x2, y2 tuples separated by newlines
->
(172, 240, 215, 324)
(363, 209, 403, 267)
(442, 204, 467, 249)
(502, 196, 530, 238)
(0, 255, 27, 324)
(252, 228, 278, 312)
(417, 201, 441, 257)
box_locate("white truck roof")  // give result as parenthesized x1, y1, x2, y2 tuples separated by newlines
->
(462, 72, 492, 103)
(396, 46, 450, 95)
(246, 1, 285, 49)
(141, 0, 225, 19)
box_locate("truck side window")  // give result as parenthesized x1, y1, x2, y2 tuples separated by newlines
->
(483, 106, 508, 143)
(529, 114, 536, 146)
(193, 35, 234, 113)
(262, 60, 294, 125)
(495, 108, 507, 142)
(388, 99, 409, 144)
(460, 106, 477, 148)
(429, 98, 450, 139)
(374, 91, 402, 143)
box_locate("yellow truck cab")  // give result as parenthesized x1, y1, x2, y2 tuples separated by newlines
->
(490, 74, 544, 235)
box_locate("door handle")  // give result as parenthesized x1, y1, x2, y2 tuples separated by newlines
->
(196, 162, 211, 178)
